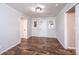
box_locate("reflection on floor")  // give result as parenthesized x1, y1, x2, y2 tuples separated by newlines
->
(2, 37, 75, 55)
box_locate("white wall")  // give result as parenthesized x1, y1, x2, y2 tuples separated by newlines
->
(27, 18, 32, 38)
(56, 3, 76, 49)
(75, 5, 79, 54)
(31, 17, 56, 38)
(0, 4, 26, 54)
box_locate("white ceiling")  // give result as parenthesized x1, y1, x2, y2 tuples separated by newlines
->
(6, 3, 67, 17)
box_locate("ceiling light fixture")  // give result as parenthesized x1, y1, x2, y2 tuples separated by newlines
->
(31, 5, 44, 13)
(56, 4, 59, 7)
(35, 6, 42, 13)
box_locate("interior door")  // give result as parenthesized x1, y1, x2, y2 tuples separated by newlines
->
(24, 19, 27, 39)
(20, 16, 27, 39)
(32, 19, 39, 36)
(20, 16, 25, 38)
(38, 20, 47, 37)
(32, 19, 47, 37)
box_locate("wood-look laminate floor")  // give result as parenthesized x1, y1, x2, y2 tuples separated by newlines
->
(2, 37, 75, 55)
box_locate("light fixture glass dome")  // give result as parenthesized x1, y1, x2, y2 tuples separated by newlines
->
(31, 4, 44, 13)
(35, 7, 42, 13)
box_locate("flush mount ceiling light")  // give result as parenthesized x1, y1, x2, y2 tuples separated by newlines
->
(35, 6, 42, 13)
(31, 5, 44, 13)
(56, 4, 59, 7)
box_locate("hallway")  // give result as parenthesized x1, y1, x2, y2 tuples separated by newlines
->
(2, 37, 75, 55)
(0, 3, 78, 55)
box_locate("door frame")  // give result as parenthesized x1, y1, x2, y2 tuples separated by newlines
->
(64, 4, 79, 55)
(31, 19, 48, 37)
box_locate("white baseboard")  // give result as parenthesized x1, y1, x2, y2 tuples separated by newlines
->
(76, 50, 79, 55)
(31, 35, 57, 38)
(56, 37, 65, 49)
(76, 48, 79, 55)
(0, 41, 20, 55)
(47, 36, 57, 38)
(58, 40, 65, 49)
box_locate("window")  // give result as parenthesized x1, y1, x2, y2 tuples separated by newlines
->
(48, 20, 54, 29)
(34, 21, 37, 27)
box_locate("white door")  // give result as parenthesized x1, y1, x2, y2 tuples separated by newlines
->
(20, 17, 27, 39)
(20, 17, 25, 38)
(38, 20, 47, 37)
(31, 19, 39, 36)
(75, 5, 79, 54)
(24, 19, 27, 39)
(32, 19, 47, 37)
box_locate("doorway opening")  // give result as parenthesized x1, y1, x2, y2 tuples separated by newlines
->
(66, 6, 75, 53)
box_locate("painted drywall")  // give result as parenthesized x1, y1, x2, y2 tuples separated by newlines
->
(27, 18, 32, 38)
(67, 12, 75, 49)
(0, 4, 25, 54)
(75, 5, 79, 54)
(31, 17, 56, 38)
(56, 3, 76, 48)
